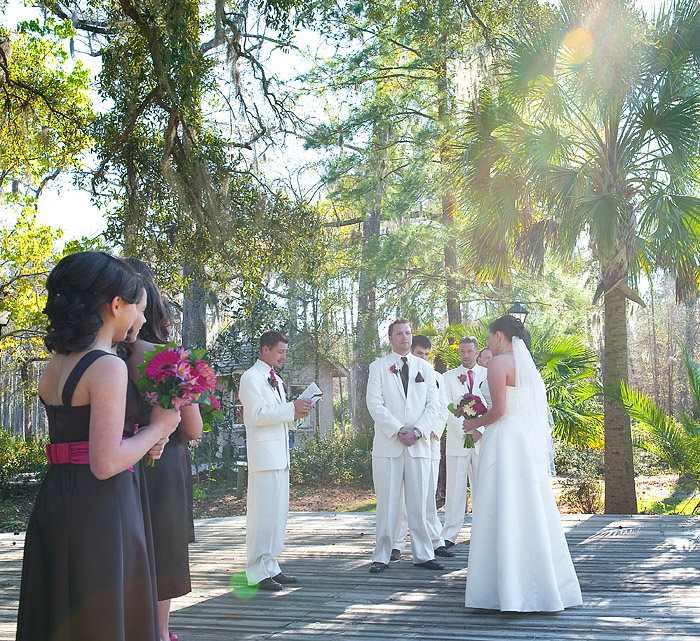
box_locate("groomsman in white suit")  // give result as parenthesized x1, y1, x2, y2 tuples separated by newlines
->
(440, 336, 487, 547)
(239, 331, 312, 591)
(391, 334, 454, 561)
(366, 318, 443, 573)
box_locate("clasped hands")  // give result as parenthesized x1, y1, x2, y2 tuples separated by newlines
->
(398, 426, 420, 446)
(462, 419, 482, 443)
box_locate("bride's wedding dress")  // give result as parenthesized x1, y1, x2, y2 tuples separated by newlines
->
(465, 337, 582, 612)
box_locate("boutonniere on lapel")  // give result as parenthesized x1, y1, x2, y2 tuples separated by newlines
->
(389, 364, 400, 375)
(415, 372, 425, 383)
(458, 373, 468, 385)
(268, 370, 280, 390)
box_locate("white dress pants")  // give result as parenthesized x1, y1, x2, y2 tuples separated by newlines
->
(246, 467, 289, 585)
(373, 451, 433, 564)
(394, 455, 443, 551)
(441, 451, 479, 544)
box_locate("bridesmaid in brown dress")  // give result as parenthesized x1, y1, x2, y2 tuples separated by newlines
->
(123, 258, 203, 641)
(16, 251, 181, 641)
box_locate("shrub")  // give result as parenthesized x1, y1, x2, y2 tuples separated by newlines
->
(291, 427, 372, 485)
(0, 428, 49, 487)
(558, 476, 604, 513)
(554, 442, 604, 477)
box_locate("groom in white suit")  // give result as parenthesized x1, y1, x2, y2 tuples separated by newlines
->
(441, 336, 487, 547)
(239, 331, 312, 591)
(366, 318, 443, 573)
(392, 334, 453, 560)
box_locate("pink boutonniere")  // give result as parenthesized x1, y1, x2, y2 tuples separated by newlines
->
(268, 370, 279, 390)
(458, 373, 468, 384)
(389, 364, 400, 375)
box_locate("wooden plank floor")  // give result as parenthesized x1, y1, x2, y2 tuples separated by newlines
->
(2, 513, 700, 640)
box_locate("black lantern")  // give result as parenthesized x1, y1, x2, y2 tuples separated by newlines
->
(507, 301, 529, 325)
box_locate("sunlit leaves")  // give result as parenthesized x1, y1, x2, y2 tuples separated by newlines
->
(0, 19, 93, 204)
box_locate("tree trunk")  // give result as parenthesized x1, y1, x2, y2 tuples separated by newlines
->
(182, 261, 208, 348)
(20, 360, 32, 440)
(353, 209, 380, 437)
(650, 287, 660, 405)
(602, 284, 637, 513)
(685, 294, 697, 358)
(438, 54, 462, 326)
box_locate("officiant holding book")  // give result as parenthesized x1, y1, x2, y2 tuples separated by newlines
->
(239, 331, 313, 591)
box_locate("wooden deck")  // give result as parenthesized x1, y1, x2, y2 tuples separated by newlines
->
(2, 513, 700, 640)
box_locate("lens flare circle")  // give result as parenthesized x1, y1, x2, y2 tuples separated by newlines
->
(560, 28, 594, 65)
(230, 571, 258, 599)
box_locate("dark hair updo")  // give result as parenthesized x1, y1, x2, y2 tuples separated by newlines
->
(122, 257, 173, 344)
(44, 251, 143, 354)
(488, 314, 532, 351)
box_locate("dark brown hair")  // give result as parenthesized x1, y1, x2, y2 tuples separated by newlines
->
(260, 330, 288, 351)
(411, 334, 432, 350)
(123, 258, 172, 344)
(44, 251, 142, 354)
(388, 317, 411, 337)
(488, 315, 532, 351)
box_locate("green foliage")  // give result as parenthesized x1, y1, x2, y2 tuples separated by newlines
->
(0, 428, 48, 487)
(535, 332, 603, 448)
(555, 442, 604, 477)
(290, 428, 373, 485)
(0, 212, 62, 362)
(558, 476, 604, 513)
(1, 19, 93, 204)
(621, 345, 700, 490)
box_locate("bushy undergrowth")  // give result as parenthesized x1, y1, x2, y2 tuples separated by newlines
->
(0, 429, 49, 487)
(291, 428, 373, 485)
(554, 442, 604, 477)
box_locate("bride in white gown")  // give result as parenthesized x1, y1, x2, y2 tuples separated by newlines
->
(463, 315, 582, 612)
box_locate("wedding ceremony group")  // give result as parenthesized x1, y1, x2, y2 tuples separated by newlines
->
(10, 250, 582, 641)
(5, 0, 700, 639)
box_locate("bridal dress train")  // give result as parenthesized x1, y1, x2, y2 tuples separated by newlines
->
(465, 339, 582, 612)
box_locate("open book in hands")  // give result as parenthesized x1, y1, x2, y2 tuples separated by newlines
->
(298, 382, 323, 405)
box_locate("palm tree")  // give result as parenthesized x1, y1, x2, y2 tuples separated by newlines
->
(453, 0, 700, 512)
(621, 346, 700, 505)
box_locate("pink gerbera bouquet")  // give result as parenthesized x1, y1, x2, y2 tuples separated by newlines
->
(137, 343, 217, 411)
(447, 392, 487, 448)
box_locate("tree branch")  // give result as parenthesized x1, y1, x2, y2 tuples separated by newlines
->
(91, 86, 160, 195)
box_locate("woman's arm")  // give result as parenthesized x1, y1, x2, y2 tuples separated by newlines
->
(88, 357, 180, 480)
(462, 357, 508, 433)
(178, 403, 203, 441)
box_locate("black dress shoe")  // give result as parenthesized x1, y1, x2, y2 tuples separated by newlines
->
(443, 539, 455, 548)
(256, 577, 283, 591)
(272, 572, 298, 584)
(390, 548, 401, 562)
(434, 545, 455, 558)
(369, 561, 387, 574)
(414, 559, 445, 570)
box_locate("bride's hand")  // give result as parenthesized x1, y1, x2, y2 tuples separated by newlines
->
(462, 418, 475, 434)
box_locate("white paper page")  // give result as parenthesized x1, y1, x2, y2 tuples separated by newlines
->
(298, 382, 323, 405)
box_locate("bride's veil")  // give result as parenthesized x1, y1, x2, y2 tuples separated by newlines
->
(513, 336, 556, 477)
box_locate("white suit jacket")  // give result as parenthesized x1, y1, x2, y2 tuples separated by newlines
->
(443, 364, 487, 456)
(432, 371, 449, 460)
(238, 359, 295, 473)
(366, 352, 440, 459)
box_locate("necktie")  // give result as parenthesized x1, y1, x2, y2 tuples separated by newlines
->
(467, 368, 474, 392)
(400, 356, 409, 396)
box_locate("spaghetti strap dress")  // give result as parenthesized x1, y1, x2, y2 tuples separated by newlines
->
(139, 401, 193, 600)
(16, 350, 159, 641)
